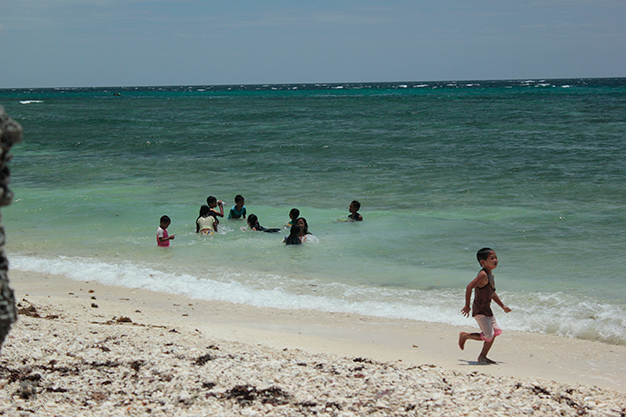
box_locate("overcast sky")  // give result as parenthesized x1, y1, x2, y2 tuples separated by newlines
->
(1, 0, 625, 88)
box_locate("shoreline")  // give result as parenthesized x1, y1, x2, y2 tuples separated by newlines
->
(7, 269, 626, 393)
(2, 269, 626, 415)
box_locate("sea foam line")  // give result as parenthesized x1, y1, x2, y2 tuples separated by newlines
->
(10, 255, 460, 322)
(9, 255, 626, 345)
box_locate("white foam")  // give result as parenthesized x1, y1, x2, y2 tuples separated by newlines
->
(9, 255, 626, 345)
(19, 100, 43, 104)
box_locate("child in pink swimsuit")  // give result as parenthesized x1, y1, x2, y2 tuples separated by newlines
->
(156, 215, 175, 247)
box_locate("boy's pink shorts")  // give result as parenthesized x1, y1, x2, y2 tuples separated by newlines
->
(474, 314, 502, 342)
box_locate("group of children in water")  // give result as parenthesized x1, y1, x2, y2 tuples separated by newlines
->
(158, 199, 510, 365)
(156, 195, 363, 247)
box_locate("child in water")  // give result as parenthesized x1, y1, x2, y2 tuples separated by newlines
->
(348, 200, 363, 221)
(196, 205, 217, 234)
(286, 208, 300, 227)
(459, 248, 511, 364)
(156, 215, 175, 247)
(247, 214, 281, 233)
(283, 225, 302, 245)
(206, 196, 224, 227)
(296, 217, 310, 242)
(207, 196, 224, 218)
(228, 195, 247, 220)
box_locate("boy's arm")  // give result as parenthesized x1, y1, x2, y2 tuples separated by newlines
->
(461, 285, 473, 317)
(461, 271, 488, 317)
(492, 292, 511, 313)
(215, 202, 225, 217)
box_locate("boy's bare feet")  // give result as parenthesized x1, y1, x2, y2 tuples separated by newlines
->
(477, 356, 497, 365)
(458, 332, 468, 350)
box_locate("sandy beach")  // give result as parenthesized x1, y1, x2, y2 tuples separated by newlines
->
(1, 269, 625, 416)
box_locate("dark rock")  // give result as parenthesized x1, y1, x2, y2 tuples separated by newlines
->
(17, 305, 39, 318)
(194, 354, 213, 366)
(130, 360, 145, 372)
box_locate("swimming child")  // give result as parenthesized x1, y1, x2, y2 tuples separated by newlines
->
(196, 205, 217, 234)
(156, 215, 175, 247)
(286, 208, 300, 227)
(283, 225, 302, 245)
(348, 200, 363, 221)
(228, 195, 247, 219)
(247, 214, 281, 233)
(458, 248, 511, 365)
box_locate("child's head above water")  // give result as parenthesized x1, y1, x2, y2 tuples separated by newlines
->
(160, 215, 171, 228)
(235, 194, 245, 207)
(288, 224, 301, 238)
(285, 224, 302, 245)
(296, 217, 309, 234)
(247, 214, 258, 227)
(289, 208, 300, 221)
(349, 200, 361, 212)
(207, 196, 218, 208)
(199, 205, 210, 217)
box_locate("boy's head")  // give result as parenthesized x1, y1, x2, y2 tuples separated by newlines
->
(349, 200, 361, 213)
(160, 215, 171, 228)
(289, 208, 300, 220)
(235, 195, 245, 206)
(207, 196, 218, 208)
(476, 247, 495, 265)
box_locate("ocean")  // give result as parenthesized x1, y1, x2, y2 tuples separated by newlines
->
(1, 78, 625, 345)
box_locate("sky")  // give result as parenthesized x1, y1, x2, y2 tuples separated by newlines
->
(1, 0, 625, 88)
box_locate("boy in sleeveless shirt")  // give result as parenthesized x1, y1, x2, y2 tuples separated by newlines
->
(458, 248, 511, 364)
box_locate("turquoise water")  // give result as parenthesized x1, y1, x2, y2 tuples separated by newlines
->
(2, 79, 626, 344)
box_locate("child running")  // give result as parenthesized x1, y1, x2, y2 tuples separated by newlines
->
(228, 195, 247, 219)
(459, 247, 511, 364)
(156, 215, 175, 247)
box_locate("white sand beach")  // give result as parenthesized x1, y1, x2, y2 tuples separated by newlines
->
(1, 269, 625, 416)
